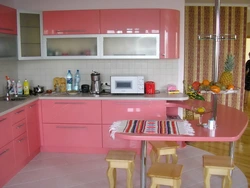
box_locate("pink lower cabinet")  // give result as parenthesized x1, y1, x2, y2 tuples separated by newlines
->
(12, 119, 26, 139)
(13, 132, 29, 168)
(0, 142, 15, 186)
(43, 124, 102, 148)
(0, 113, 12, 149)
(42, 100, 101, 124)
(26, 101, 40, 156)
(102, 100, 166, 149)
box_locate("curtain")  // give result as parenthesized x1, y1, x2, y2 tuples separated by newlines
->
(185, 6, 247, 110)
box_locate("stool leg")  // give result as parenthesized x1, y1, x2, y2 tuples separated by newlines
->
(150, 150, 156, 164)
(171, 153, 178, 164)
(222, 175, 232, 188)
(127, 162, 134, 188)
(166, 155, 170, 163)
(173, 179, 181, 188)
(150, 178, 157, 188)
(107, 167, 116, 188)
(204, 168, 211, 188)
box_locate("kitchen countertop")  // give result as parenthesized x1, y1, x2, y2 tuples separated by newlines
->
(0, 92, 188, 116)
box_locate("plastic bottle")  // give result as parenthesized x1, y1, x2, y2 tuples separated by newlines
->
(9, 80, 16, 95)
(66, 70, 73, 91)
(74, 70, 81, 91)
(17, 80, 23, 95)
(23, 79, 30, 95)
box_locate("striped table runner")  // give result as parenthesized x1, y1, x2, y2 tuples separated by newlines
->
(110, 120, 195, 139)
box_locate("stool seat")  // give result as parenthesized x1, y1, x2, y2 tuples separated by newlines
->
(106, 150, 136, 188)
(203, 155, 235, 188)
(149, 141, 179, 164)
(147, 162, 183, 188)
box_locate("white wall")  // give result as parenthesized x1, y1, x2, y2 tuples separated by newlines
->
(0, 0, 185, 95)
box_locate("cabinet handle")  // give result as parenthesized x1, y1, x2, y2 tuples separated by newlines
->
(55, 29, 86, 33)
(0, 118, 7, 123)
(0, 149, 9, 157)
(18, 137, 27, 143)
(29, 104, 36, 108)
(16, 123, 25, 129)
(162, 54, 165, 56)
(15, 109, 25, 114)
(54, 102, 86, 105)
(56, 125, 87, 129)
(114, 101, 147, 105)
(0, 27, 14, 31)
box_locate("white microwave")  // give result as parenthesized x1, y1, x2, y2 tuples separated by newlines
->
(110, 76, 144, 94)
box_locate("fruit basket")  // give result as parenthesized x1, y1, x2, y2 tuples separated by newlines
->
(200, 88, 239, 95)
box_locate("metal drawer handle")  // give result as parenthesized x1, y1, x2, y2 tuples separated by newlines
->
(16, 124, 25, 129)
(54, 102, 86, 105)
(56, 126, 87, 129)
(0, 149, 10, 156)
(29, 104, 36, 108)
(0, 27, 14, 31)
(115, 102, 146, 105)
(18, 137, 27, 143)
(55, 29, 86, 33)
(15, 109, 25, 114)
(0, 118, 7, 123)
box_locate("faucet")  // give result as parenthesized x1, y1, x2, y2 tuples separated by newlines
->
(6, 80, 12, 101)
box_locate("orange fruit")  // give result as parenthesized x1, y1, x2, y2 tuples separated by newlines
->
(210, 85, 221, 93)
(227, 84, 234, 90)
(202, 79, 210, 86)
(192, 81, 200, 91)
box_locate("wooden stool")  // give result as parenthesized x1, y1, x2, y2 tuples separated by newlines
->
(105, 150, 136, 188)
(203, 155, 235, 188)
(149, 141, 179, 164)
(147, 162, 183, 188)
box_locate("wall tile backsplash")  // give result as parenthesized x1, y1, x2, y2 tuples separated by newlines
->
(17, 59, 179, 91)
(1, 59, 179, 96)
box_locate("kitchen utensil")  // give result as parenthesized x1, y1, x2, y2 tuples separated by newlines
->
(33, 85, 45, 94)
(81, 84, 90, 93)
(145, 81, 155, 94)
(90, 71, 101, 94)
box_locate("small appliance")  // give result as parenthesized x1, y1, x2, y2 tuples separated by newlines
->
(90, 71, 101, 94)
(110, 76, 144, 94)
(81, 84, 90, 93)
(145, 81, 155, 94)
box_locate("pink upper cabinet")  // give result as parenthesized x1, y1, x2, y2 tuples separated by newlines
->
(43, 10, 100, 35)
(100, 9, 160, 34)
(160, 9, 180, 59)
(0, 4, 17, 35)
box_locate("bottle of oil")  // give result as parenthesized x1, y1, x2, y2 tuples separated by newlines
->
(23, 79, 29, 95)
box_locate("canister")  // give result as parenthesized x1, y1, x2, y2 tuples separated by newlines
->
(145, 81, 155, 94)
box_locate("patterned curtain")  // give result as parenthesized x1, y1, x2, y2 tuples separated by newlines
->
(185, 6, 247, 110)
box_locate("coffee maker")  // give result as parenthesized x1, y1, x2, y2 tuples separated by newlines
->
(90, 71, 101, 94)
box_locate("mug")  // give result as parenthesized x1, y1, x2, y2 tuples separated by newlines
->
(81, 84, 90, 93)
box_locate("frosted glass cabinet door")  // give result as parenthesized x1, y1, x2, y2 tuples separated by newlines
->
(44, 36, 98, 58)
(101, 34, 159, 59)
(18, 12, 42, 59)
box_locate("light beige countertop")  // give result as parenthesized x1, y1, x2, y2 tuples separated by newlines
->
(0, 92, 188, 116)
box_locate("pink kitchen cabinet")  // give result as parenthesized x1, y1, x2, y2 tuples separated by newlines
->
(160, 9, 180, 59)
(100, 9, 160, 34)
(0, 4, 17, 35)
(11, 107, 26, 125)
(43, 124, 102, 148)
(102, 100, 166, 149)
(26, 101, 40, 156)
(0, 142, 15, 187)
(12, 119, 26, 139)
(43, 10, 100, 35)
(102, 100, 166, 124)
(0, 113, 12, 148)
(42, 100, 101, 124)
(13, 132, 29, 168)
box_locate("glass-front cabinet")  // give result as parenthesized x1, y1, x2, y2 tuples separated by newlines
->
(43, 35, 99, 59)
(17, 12, 43, 59)
(101, 34, 159, 59)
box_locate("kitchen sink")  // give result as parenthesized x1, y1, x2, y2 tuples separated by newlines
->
(1, 96, 27, 101)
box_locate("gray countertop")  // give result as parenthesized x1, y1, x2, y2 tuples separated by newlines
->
(0, 92, 188, 116)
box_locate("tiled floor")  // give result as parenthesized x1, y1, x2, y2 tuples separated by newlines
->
(3, 146, 248, 188)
